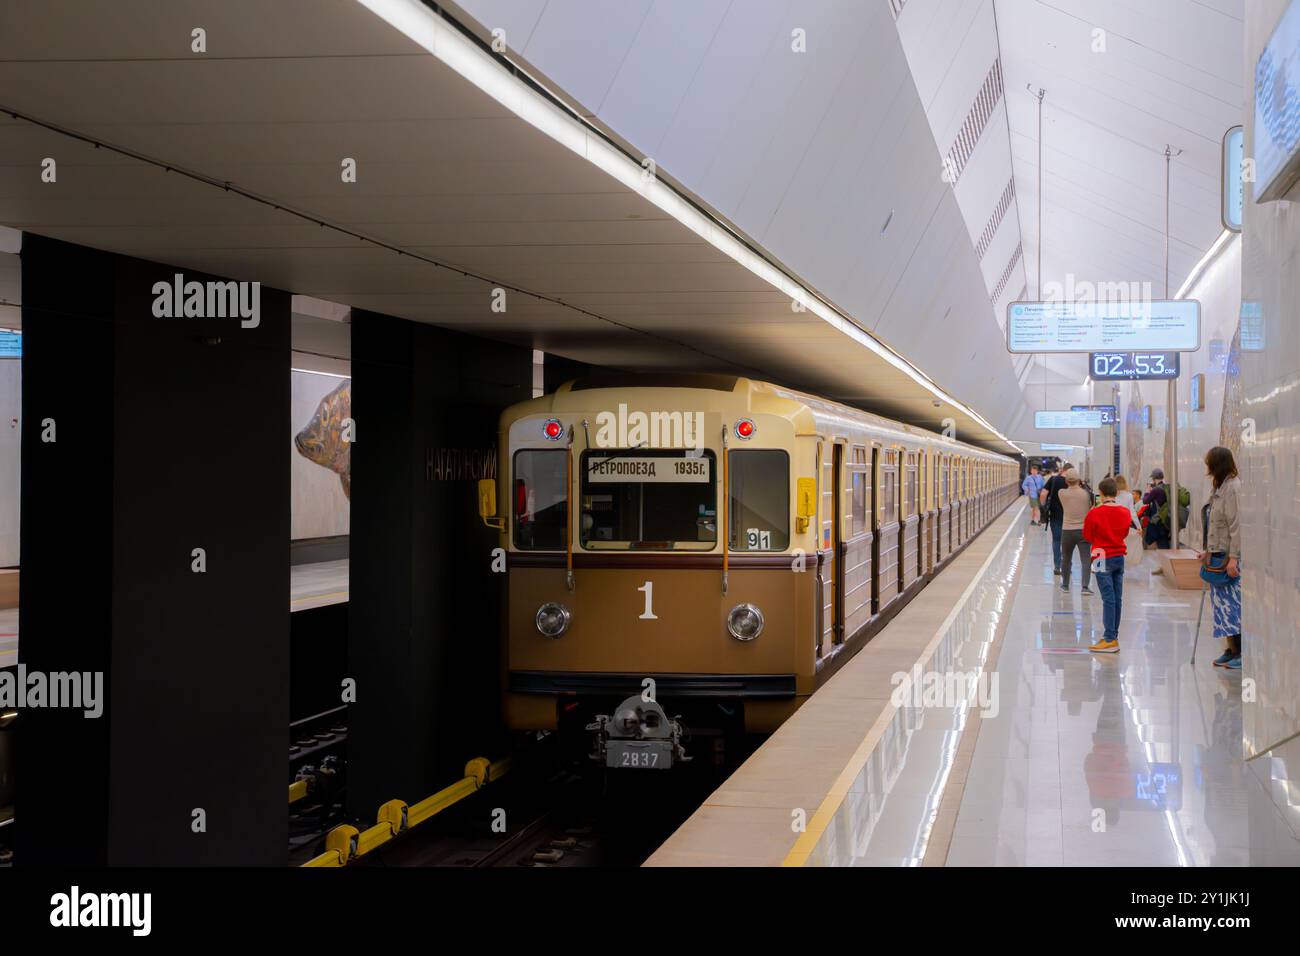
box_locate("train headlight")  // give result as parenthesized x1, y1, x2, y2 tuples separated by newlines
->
(535, 602, 571, 638)
(726, 603, 764, 642)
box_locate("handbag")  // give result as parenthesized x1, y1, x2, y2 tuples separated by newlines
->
(1199, 551, 1233, 587)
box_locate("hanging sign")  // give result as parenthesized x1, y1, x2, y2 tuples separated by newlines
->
(1035, 410, 1103, 429)
(1007, 300, 1200, 353)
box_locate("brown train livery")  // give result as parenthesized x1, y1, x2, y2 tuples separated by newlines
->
(477, 374, 1019, 762)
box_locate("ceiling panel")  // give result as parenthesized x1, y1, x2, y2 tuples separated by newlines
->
(0, 0, 1022, 449)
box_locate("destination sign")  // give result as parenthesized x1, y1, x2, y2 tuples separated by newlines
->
(587, 456, 710, 483)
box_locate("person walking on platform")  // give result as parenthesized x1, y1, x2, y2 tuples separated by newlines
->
(1058, 468, 1093, 593)
(1083, 477, 1131, 654)
(1022, 463, 1044, 526)
(1200, 446, 1243, 669)
(1142, 468, 1172, 549)
(1042, 462, 1071, 574)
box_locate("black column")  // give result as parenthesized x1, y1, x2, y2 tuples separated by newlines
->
(18, 234, 290, 865)
(347, 311, 530, 816)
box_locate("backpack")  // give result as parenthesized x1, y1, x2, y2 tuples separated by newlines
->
(1156, 484, 1191, 528)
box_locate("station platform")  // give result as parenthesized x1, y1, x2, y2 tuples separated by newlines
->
(290, 559, 349, 613)
(648, 502, 1300, 867)
(0, 562, 347, 667)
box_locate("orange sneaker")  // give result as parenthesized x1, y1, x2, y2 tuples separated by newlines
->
(1089, 639, 1119, 653)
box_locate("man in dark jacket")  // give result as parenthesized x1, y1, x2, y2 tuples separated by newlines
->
(1042, 462, 1071, 574)
(1142, 468, 1171, 550)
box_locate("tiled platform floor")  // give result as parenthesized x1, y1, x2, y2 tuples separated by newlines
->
(947, 518, 1300, 866)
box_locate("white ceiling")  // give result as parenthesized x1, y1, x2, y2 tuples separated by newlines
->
(0, 0, 1022, 450)
(996, 0, 1244, 427)
(886, 0, 1244, 444)
(447, 0, 1038, 443)
(0, 0, 1244, 455)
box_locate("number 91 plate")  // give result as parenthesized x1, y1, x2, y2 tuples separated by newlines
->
(606, 739, 673, 769)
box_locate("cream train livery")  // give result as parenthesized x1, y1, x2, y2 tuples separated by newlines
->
(478, 374, 1018, 766)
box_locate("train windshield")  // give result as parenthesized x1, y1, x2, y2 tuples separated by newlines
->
(513, 450, 568, 551)
(580, 450, 717, 551)
(728, 449, 789, 551)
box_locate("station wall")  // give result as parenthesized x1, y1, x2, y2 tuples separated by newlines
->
(1238, 0, 1300, 840)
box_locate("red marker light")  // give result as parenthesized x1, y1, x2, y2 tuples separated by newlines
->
(735, 418, 755, 439)
(543, 419, 563, 440)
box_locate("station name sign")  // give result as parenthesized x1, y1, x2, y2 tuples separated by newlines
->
(1034, 409, 1103, 430)
(1007, 300, 1200, 353)
(1089, 351, 1180, 381)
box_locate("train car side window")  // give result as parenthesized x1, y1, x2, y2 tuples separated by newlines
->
(512, 449, 568, 551)
(904, 452, 918, 517)
(881, 449, 898, 525)
(851, 472, 867, 535)
(728, 449, 790, 551)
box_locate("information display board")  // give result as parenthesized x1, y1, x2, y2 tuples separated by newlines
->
(0, 330, 20, 358)
(1071, 404, 1117, 425)
(1007, 300, 1200, 353)
(1254, 0, 1300, 203)
(1088, 351, 1180, 381)
(1034, 409, 1103, 430)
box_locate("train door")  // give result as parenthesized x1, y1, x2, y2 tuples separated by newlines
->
(816, 440, 839, 659)
(919, 451, 929, 577)
(874, 446, 900, 613)
(841, 444, 873, 641)
(832, 442, 845, 646)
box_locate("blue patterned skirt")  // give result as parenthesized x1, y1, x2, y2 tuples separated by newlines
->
(1211, 572, 1241, 639)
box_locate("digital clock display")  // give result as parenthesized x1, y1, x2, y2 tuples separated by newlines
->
(1089, 351, 1180, 380)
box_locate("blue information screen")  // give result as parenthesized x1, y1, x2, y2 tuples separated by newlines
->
(0, 330, 21, 358)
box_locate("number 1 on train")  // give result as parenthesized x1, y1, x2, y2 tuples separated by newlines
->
(638, 581, 658, 620)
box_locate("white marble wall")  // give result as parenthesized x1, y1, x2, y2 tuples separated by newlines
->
(1239, 0, 1300, 840)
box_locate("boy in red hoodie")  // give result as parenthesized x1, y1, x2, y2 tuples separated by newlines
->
(1082, 477, 1133, 653)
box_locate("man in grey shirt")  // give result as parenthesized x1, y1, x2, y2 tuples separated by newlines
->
(1058, 468, 1094, 592)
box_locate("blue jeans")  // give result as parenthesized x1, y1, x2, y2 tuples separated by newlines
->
(1049, 515, 1063, 570)
(1094, 555, 1125, 641)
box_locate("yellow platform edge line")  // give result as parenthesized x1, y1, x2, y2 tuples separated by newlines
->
(780, 501, 1025, 866)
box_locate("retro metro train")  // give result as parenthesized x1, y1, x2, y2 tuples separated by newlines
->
(478, 374, 1019, 766)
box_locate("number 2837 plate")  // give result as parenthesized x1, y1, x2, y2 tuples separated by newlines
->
(605, 739, 673, 769)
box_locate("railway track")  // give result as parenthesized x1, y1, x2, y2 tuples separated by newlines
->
(314, 732, 762, 868)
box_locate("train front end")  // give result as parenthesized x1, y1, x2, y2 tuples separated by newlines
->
(482, 378, 818, 764)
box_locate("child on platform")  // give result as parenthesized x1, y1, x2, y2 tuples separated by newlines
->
(1082, 477, 1132, 653)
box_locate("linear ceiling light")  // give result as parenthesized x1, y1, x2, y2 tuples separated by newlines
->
(357, 0, 1019, 452)
(1175, 228, 1234, 300)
